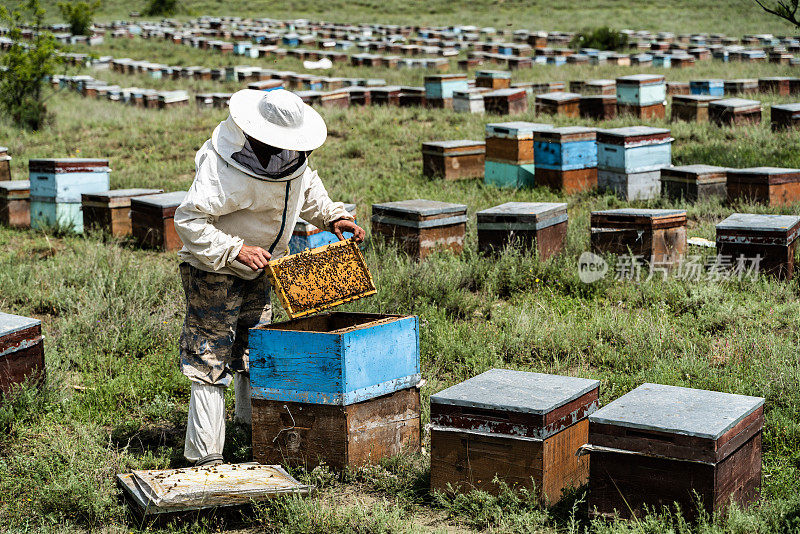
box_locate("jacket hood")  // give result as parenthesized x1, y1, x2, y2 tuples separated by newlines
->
(210, 116, 306, 182)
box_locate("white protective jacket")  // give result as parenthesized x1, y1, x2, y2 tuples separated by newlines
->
(174, 117, 353, 280)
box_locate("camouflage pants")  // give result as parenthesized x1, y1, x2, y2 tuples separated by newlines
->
(179, 263, 272, 387)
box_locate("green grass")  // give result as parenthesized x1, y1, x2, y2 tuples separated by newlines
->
(3, 16, 800, 533)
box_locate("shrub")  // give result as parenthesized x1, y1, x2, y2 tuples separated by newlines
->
(143, 0, 182, 16)
(58, 0, 100, 36)
(0, 0, 61, 130)
(570, 26, 629, 51)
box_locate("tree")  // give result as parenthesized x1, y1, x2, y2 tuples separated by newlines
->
(754, 0, 800, 27)
(0, 0, 62, 130)
(58, 0, 101, 36)
(143, 0, 182, 16)
(569, 26, 629, 52)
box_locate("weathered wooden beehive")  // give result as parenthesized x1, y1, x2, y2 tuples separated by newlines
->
(483, 88, 528, 115)
(759, 76, 792, 96)
(0, 180, 30, 228)
(770, 103, 800, 131)
(535, 92, 580, 117)
(591, 208, 687, 266)
(29, 158, 111, 233)
(430, 369, 599, 502)
(709, 98, 762, 126)
(671, 54, 696, 68)
(586, 383, 764, 519)
(344, 87, 371, 106)
(424, 74, 469, 109)
(452, 90, 485, 114)
(484, 122, 552, 188)
(0, 312, 45, 396)
(533, 127, 598, 194)
(477, 202, 568, 258)
(0, 147, 11, 181)
(689, 79, 725, 96)
(660, 165, 728, 202)
(250, 241, 420, 470)
(370, 86, 401, 106)
(579, 95, 617, 120)
(82, 189, 163, 237)
(475, 70, 511, 89)
(671, 95, 722, 122)
(595, 127, 669, 201)
(616, 74, 666, 118)
(666, 81, 689, 95)
(716, 213, 800, 278)
(724, 79, 759, 95)
(422, 140, 485, 181)
(582, 79, 616, 95)
(371, 199, 467, 259)
(130, 191, 186, 251)
(289, 203, 357, 254)
(727, 167, 800, 205)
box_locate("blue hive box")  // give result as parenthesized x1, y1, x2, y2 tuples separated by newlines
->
(652, 54, 672, 67)
(596, 126, 672, 173)
(690, 79, 725, 96)
(29, 158, 111, 233)
(533, 127, 597, 171)
(288, 203, 356, 254)
(484, 160, 536, 188)
(249, 312, 421, 406)
(616, 74, 666, 106)
(424, 74, 469, 99)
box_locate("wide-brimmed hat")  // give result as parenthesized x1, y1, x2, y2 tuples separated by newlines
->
(228, 89, 327, 151)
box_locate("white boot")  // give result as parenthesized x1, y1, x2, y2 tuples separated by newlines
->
(234, 372, 252, 425)
(184, 381, 226, 464)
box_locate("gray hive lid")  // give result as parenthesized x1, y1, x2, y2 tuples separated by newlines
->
(421, 139, 485, 151)
(616, 73, 665, 84)
(597, 126, 671, 137)
(483, 88, 526, 98)
(661, 164, 728, 183)
(716, 213, 800, 237)
(596, 126, 672, 146)
(589, 383, 764, 441)
(535, 125, 596, 142)
(0, 146, 8, 152)
(0, 311, 40, 337)
(295, 203, 356, 232)
(85, 188, 163, 199)
(485, 121, 553, 138)
(673, 94, 723, 103)
(28, 158, 110, 173)
(431, 369, 599, 415)
(536, 91, 581, 102)
(593, 208, 686, 218)
(476, 69, 511, 78)
(0, 180, 31, 192)
(710, 98, 761, 109)
(477, 202, 567, 230)
(130, 191, 187, 209)
(772, 103, 800, 112)
(372, 199, 467, 218)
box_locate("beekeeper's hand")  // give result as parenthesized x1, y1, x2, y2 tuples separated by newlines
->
(237, 245, 271, 270)
(332, 219, 366, 244)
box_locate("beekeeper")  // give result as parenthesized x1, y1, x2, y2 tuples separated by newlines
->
(174, 89, 365, 467)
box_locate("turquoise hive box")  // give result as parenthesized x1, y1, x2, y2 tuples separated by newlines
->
(616, 74, 666, 106)
(29, 158, 110, 233)
(533, 127, 598, 171)
(596, 127, 673, 173)
(249, 312, 421, 405)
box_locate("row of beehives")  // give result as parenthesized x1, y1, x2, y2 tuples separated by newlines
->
(51, 74, 189, 108)
(423, 120, 800, 204)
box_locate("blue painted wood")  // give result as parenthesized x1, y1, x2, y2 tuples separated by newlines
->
(616, 83, 666, 106)
(546, 56, 566, 66)
(29, 170, 110, 203)
(690, 80, 725, 96)
(652, 54, 671, 67)
(249, 314, 420, 405)
(598, 142, 672, 173)
(424, 79, 469, 99)
(484, 160, 536, 188)
(30, 199, 84, 232)
(533, 140, 598, 171)
(288, 218, 357, 254)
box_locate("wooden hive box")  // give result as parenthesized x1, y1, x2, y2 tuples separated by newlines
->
(0, 312, 45, 396)
(770, 103, 800, 131)
(535, 92, 580, 117)
(661, 164, 728, 202)
(344, 87, 371, 106)
(528, 81, 566, 94)
(250, 312, 421, 471)
(579, 95, 617, 120)
(671, 54, 696, 68)
(591, 209, 687, 265)
(81, 189, 164, 237)
(288, 203, 356, 254)
(666, 81, 689, 95)
(483, 88, 528, 116)
(399, 87, 427, 108)
(424, 74, 469, 109)
(371, 199, 468, 259)
(0, 180, 30, 228)
(477, 202, 568, 258)
(709, 98, 762, 126)
(587, 383, 764, 520)
(130, 191, 186, 251)
(29, 158, 111, 233)
(370, 86, 401, 106)
(724, 79, 759, 95)
(596, 127, 672, 174)
(422, 140, 485, 180)
(583, 79, 616, 96)
(671, 95, 722, 122)
(617, 102, 665, 119)
(0, 146, 11, 181)
(485, 121, 553, 165)
(476, 70, 511, 89)
(452, 90, 485, 114)
(653, 54, 673, 68)
(533, 127, 598, 194)
(716, 213, 800, 278)
(727, 167, 800, 205)
(759, 77, 791, 96)
(689, 79, 725, 96)
(319, 89, 350, 108)
(430, 369, 599, 503)
(616, 74, 666, 107)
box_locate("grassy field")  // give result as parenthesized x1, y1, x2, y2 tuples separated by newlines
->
(2, 9, 800, 534)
